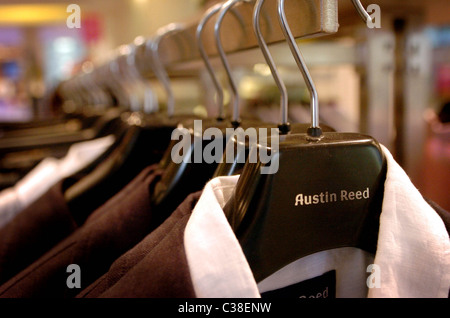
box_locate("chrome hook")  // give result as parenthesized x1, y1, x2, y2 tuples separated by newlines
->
(253, 0, 290, 134)
(146, 23, 186, 117)
(126, 40, 159, 114)
(196, 2, 227, 120)
(350, 0, 373, 24)
(214, 0, 253, 127)
(278, 0, 321, 138)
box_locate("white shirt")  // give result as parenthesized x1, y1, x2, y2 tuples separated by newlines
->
(184, 145, 450, 298)
(0, 135, 115, 229)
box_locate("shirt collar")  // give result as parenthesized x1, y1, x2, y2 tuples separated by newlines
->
(370, 145, 450, 297)
(184, 175, 260, 298)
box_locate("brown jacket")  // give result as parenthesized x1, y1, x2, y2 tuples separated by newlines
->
(78, 191, 201, 298)
(0, 165, 163, 298)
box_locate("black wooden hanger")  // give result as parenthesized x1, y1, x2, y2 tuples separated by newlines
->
(223, 0, 386, 283)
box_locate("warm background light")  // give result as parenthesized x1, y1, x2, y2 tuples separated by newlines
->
(0, 4, 68, 26)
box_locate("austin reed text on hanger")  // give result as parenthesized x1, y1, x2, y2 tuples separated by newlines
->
(295, 187, 370, 206)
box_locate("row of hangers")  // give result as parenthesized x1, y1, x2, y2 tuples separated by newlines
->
(2, 0, 386, 283)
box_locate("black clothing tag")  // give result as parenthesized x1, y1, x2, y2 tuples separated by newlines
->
(261, 270, 336, 299)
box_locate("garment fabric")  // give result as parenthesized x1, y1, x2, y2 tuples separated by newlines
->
(0, 135, 115, 229)
(0, 162, 160, 286)
(76, 145, 449, 298)
(77, 191, 202, 298)
(0, 181, 77, 286)
(0, 164, 163, 298)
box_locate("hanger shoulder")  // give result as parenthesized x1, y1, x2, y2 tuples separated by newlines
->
(226, 132, 387, 283)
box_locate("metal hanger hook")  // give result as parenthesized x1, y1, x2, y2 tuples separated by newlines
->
(350, 0, 373, 24)
(253, 0, 290, 134)
(197, 2, 227, 121)
(107, 55, 134, 109)
(146, 23, 186, 117)
(278, 0, 322, 139)
(214, 0, 253, 126)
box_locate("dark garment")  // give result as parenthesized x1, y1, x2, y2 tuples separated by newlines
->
(0, 165, 163, 298)
(77, 192, 201, 298)
(0, 164, 158, 287)
(83, 164, 159, 224)
(0, 181, 77, 285)
(80, 191, 450, 299)
(426, 198, 450, 237)
(426, 198, 450, 298)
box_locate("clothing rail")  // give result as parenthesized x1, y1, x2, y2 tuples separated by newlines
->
(136, 0, 339, 77)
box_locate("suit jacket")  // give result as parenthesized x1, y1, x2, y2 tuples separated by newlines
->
(77, 191, 202, 298)
(0, 163, 159, 287)
(0, 165, 163, 298)
(0, 181, 77, 285)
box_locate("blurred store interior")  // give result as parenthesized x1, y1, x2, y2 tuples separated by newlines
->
(0, 0, 448, 209)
